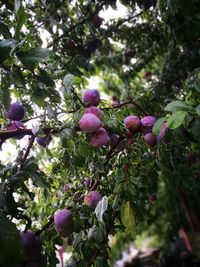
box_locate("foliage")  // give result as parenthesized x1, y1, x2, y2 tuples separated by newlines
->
(0, 0, 200, 266)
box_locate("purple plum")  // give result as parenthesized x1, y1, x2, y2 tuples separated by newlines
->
(82, 89, 100, 107)
(89, 127, 110, 147)
(9, 102, 25, 121)
(79, 113, 101, 133)
(144, 71, 152, 79)
(84, 177, 93, 187)
(84, 106, 103, 120)
(109, 133, 120, 146)
(84, 191, 102, 209)
(124, 115, 141, 133)
(141, 116, 156, 133)
(92, 15, 103, 28)
(20, 230, 42, 261)
(157, 121, 167, 142)
(186, 153, 196, 164)
(36, 136, 51, 148)
(7, 121, 25, 139)
(4, 111, 11, 120)
(149, 193, 157, 202)
(144, 133, 157, 148)
(54, 209, 74, 238)
(63, 184, 68, 192)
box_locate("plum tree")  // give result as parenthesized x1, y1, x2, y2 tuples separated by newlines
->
(1, 1, 200, 266)
(79, 113, 101, 133)
(54, 209, 74, 238)
(84, 191, 102, 209)
(82, 89, 100, 107)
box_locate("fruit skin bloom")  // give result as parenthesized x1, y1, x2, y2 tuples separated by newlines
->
(84, 191, 102, 209)
(82, 89, 100, 107)
(141, 116, 156, 133)
(79, 113, 101, 133)
(124, 115, 141, 133)
(84, 106, 103, 120)
(9, 101, 25, 120)
(90, 127, 110, 147)
(54, 209, 74, 238)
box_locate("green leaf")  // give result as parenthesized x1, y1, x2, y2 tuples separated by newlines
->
(95, 196, 108, 226)
(17, 47, 52, 70)
(196, 104, 200, 116)
(0, 213, 24, 265)
(164, 100, 193, 112)
(167, 111, 188, 129)
(14, 0, 27, 40)
(0, 39, 18, 63)
(193, 79, 200, 92)
(121, 201, 135, 237)
(37, 69, 55, 87)
(0, 21, 12, 39)
(7, 171, 30, 188)
(152, 117, 166, 135)
(63, 74, 75, 89)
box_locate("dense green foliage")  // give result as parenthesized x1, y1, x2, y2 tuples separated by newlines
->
(0, 0, 200, 266)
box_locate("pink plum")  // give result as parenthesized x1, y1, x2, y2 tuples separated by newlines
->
(20, 230, 42, 261)
(84, 106, 103, 120)
(79, 113, 101, 133)
(141, 116, 156, 133)
(54, 209, 74, 238)
(82, 89, 100, 107)
(124, 115, 141, 133)
(63, 184, 68, 192)
(7, 121, 25, 139)
(36, 136, 51, 148)
(9, 102, 25, 120)
(89, 127, 110, 147)
(144, 133, 157, 148)
(84, 191, 102, 209)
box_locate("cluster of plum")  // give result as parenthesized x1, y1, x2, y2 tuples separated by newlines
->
(54, 189, 102, 238)
(79, 89, 111, 147)
(20, 230, 43, 267)
(79, 89, 166, 149)
(124, 115, 166, 148)
(4, 102, 51, 148)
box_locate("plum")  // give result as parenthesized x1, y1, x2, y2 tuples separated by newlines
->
(144, 133, 157, 148)
(141, 116, 156, 133)
(7, 121, 25, 139)
(84, 177, 93, 187)
(89, 127, 110, 147)
(9, 102, 25, 121)
(157, 121, 167, 142)
(82, 89, 100, 107)
(109, 133, 120, 146)
(84, 106, 103, 120)
(63, 184, 68, 192)
(186, 153, 196, 164)
(84, 191, 102, 209)
(144, 71, 152, 79)
(124, 115, 141, 133)
(79, 113, 101, 133)
(4, 111, 11, 119)
(54, 209, 74, 238)
(149, 193, 157, 202)
(92, 15, 103, 28)
(20, 230, 42, 261)
(36, 136, 51, 148)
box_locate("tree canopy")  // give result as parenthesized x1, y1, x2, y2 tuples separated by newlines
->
(0, 0, 200, 266)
